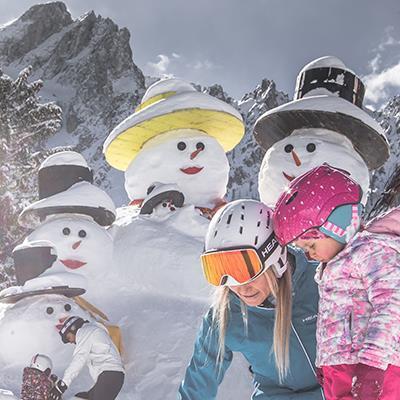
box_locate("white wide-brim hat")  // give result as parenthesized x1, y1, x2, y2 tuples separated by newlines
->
(253, 56, 389, 170)
(19, 181, 116, 228)
(103, 78, 245, 171)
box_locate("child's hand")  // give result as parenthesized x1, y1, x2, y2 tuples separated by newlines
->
(49, 379, 68, 400)
(351, 363, 385, 399)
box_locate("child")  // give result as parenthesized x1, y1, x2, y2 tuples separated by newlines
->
(51, 316, 124, 400)
(272, 164, 400, 400)
(21, 354, 55, 400)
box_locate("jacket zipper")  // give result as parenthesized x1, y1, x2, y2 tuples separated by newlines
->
(290, 321, 326, 400)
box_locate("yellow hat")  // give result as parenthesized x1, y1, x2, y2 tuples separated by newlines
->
(103, 78, 244, 171)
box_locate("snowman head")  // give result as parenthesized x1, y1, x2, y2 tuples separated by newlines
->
(125, 129, 229, 208)
(258, 128, 370, 206)
(0, 294, 91, 366)
(26, 214, 113, 281)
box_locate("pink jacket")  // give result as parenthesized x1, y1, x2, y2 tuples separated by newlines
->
(315, 207, 400, 370)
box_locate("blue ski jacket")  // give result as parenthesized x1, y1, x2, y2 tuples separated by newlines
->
(178, 248, 324, 399)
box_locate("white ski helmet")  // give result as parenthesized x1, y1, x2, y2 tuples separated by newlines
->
(30, 353, 53, 372)
(205, 199, 288, 278)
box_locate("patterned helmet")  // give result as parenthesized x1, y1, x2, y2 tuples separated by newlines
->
(273, 164, 362, 245)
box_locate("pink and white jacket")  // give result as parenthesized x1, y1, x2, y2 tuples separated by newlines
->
(315, 207, 400, 370)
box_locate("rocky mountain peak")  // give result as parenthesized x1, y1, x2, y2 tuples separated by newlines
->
(0, 2, 73, 64)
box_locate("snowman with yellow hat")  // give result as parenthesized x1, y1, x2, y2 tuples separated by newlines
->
(104, 77, 244, 214)
(254, 56, 389, 206)
(99, 79, 253, 399)
(103, 77, 245, 296)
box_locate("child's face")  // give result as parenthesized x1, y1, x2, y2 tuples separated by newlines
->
(294, 237, 345, 262)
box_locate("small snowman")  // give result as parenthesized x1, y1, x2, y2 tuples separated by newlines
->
(19, 151, 116, 300)
(0, 241, 90, 369)
(254, 56, 389, 206)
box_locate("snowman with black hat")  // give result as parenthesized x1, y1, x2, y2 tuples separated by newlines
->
(254, 56, 389, 206)
(0, 240, 93, 382)
(19, 151, 116, 301)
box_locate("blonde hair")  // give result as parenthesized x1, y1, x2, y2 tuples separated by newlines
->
(211, 266, 292, 382)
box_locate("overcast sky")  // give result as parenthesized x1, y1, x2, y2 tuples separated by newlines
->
(0, 0, 399, 108)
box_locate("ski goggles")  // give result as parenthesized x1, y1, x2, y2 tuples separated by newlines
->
(201, 234, 280, 286)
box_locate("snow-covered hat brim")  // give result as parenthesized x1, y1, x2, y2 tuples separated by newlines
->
(103, 91, 244, 171)
(0, 287, 85, 304)
(19, 182, 116, 228)
(253, 95, 389, 170)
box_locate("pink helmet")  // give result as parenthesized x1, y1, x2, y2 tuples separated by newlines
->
(273, 164, 362, 245)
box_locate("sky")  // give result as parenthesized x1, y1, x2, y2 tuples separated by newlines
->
(0, 0, 399, 108)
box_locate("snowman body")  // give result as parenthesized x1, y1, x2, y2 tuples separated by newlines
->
(0, 295, 92, 368)
(125, 129, 229, 208)
(258, 128, 370, 206)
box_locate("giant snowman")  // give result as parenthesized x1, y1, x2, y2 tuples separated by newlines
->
(18, 151, 116, 305)
(254, 56, 389, 206)
(103, 78, 254, 399)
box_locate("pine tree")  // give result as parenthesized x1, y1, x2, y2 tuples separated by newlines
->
(0, 66, 62, 286)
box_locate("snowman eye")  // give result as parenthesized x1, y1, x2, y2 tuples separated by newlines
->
(196, 142, 205, 151)
(78, 230, 87, 238)
(162, 203, 167, 207)
(284, 144, 294, 153)
(306, 143, 316, 153)
(46, 307, 54, 315)
(64, 304, 72, 312)
(177, 142, 186, 151)
(62, 227, 71, 236)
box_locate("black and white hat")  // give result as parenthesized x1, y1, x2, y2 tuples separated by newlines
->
(0, 240, 86, 304)
(19, 151, 116, 228)
(253, 56, 389, 170)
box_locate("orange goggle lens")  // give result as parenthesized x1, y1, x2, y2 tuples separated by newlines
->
(200, 248, 263, 286)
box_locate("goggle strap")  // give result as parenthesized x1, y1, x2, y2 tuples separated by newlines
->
(257, 232, 280, 262)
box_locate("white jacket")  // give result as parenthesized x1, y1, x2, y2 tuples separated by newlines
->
(62, 322, 124, 386)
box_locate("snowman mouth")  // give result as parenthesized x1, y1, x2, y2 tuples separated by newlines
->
(60, 259, 87, 269)
(180, 166, 204, 175)
(283, 172, 295, 182)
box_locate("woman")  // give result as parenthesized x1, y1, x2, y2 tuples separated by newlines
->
(178, 199, 324, 399)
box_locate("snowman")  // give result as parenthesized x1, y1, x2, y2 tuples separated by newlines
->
(0, 241, 90, 370)
(101, 78, 253, 399)
(18, 151, 116, 302)
(103, 78, 245, 296)
(254, 56, 389, 206)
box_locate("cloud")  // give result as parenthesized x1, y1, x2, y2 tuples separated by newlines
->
(363, 27, 400, 107)
(364, 62, 400, 104)
(147, 54, 171, 75)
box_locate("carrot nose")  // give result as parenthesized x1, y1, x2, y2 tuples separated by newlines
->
(291, 150, 302, 167)
(72, 241, 81, 250)
(190, 148, 203, 160)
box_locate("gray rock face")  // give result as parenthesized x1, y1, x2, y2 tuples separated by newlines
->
(0, 2, 72, 63)
(227, 79, 289, 200)
(0, 2, 146, 206)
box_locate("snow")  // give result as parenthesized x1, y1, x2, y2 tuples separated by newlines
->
(19, 182, 116, 228)
(261, 94, 386, 138)
(40, 151, 89, 169)
(141, 78, 196, 103)
(258, 129, 370, 206)
(124, 130, 230, 208)
(299, 55, 354, 74)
